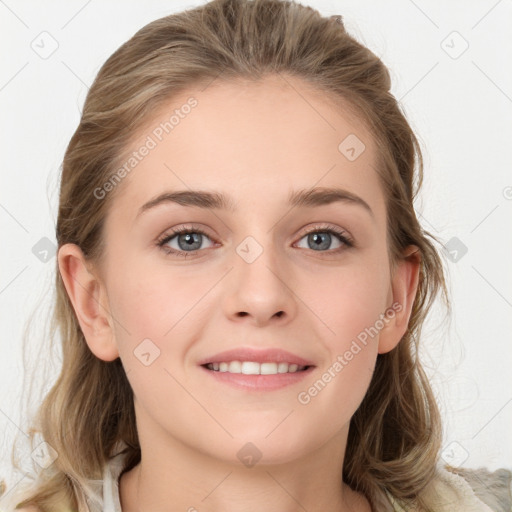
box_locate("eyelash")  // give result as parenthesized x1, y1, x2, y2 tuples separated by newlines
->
(156, 224, 354, 258)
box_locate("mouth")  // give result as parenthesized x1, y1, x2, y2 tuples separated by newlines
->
(202, 361, 312, 374)
(198, 348, 315, 391)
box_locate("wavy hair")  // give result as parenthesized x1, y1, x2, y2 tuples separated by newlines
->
(3, 0, 449, 510)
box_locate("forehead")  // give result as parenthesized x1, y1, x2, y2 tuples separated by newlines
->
(109, 73, 385, 222)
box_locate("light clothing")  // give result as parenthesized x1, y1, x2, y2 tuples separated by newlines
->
(98, 450, 500, 512)
(1, 448, 508, 512)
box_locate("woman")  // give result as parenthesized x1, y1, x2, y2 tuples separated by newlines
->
(2, 0, 510, 510)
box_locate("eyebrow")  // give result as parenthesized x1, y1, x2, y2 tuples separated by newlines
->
(137, 186, 374, 219)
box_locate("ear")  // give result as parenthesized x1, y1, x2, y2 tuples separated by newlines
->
(57, 243, 119, 361)
(377, 245, 421, 354)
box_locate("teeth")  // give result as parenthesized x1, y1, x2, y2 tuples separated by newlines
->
(277, 362, 289, 373)
(206, 361, 307, 374)
(242, 361, 260, 375)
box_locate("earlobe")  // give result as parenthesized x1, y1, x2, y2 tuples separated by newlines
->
(57, 243, 119, 362)
(377, 245, 421, 354)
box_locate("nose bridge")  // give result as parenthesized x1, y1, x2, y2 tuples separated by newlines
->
(225, 227, 296, 324)
(230, 204, 280, 266)
(234, 230, 283, 290)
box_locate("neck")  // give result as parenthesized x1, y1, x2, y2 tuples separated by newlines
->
(119, 422, 371, 512)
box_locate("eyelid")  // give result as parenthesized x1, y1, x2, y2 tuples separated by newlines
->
(156, 222, 354, 257)
(156, 223, 217, 249)
(298, 223, 354, 245)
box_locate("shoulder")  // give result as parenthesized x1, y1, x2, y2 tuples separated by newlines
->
(1, 487, 40, 512)
(446, 465, 512, 512)
(385, 464, 511, 512)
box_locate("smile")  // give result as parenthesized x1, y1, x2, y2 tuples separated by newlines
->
(204, 361, 310, 374)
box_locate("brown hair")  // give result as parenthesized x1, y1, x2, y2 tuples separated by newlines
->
(5, 0, 449, 510)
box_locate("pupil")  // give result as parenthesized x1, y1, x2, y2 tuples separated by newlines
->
(180, 233, 200, 250)
(310, 233, 330, 250)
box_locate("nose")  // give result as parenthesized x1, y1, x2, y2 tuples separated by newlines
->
(223, 241, 298, 327)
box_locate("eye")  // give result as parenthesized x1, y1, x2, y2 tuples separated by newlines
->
(157, 223, 353, 258)
(157, 225, 216, 257)
(294, 225, 353, 253)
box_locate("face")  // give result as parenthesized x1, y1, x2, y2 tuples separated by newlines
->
(63, 74, 415, 467)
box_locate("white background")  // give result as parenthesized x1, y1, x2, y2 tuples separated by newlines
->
(1, 0, 511, 490)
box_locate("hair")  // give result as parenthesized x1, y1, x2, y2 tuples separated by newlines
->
(3, 0, 450, 510)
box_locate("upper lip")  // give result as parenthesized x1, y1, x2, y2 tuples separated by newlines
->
(198, 348, 315, 367)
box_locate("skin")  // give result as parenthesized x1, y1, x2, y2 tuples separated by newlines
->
(58, 73, 420, 512)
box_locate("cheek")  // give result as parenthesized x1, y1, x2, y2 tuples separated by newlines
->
(306, 259, 390, 347)
(297, 277, 382, 422)
(107, 262, 210, 339)
(296, 260, 389, 400)
(104, 261, 219, 383)
(106, 267, 207, 409)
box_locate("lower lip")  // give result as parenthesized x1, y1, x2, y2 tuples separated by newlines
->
(199, 365, 315, 391)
